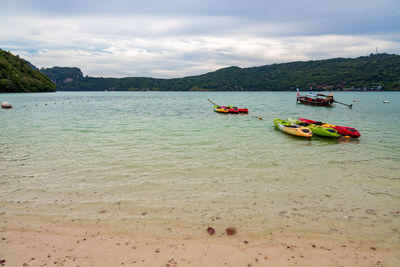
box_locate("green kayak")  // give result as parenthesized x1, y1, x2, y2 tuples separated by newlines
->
(288, 118, 340, 138)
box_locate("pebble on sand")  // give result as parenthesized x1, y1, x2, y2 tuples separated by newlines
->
(225, 227, 237, 235)
(207, 227, 215, 235)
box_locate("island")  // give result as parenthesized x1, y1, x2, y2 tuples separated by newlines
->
(0, 49, 56, 93)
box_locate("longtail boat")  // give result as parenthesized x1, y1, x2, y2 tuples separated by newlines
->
(297, 92, 335, 107)
(296, 89, 353, 109)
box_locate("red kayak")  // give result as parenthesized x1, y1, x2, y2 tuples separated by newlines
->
(298, 118, 361, 138)
(226, 106, 248, 114)
(223, 106, 239, 114)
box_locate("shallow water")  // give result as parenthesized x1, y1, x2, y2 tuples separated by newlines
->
(1, 91, 399, 243)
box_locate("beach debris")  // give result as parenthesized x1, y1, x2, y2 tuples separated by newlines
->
(225, 227, 237, 235)
(166, 259, 178, 267)
(370, 247, 376, 250)
(207, 227, 215, 235)
(383, 100, 390, 103)
(1, 101, 12, 109)
(98, 210, 106, 213)
(0, 259, 5, 265)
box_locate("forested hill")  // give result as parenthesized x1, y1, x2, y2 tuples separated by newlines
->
(41, 53, 400, 91)
(0, 49, 56, 92)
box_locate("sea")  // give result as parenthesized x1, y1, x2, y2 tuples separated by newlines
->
(1, 91, 399, 244)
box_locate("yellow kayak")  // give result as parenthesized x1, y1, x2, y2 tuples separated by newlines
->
(274, 118, 313, 138)
(214, 106, 229, 113)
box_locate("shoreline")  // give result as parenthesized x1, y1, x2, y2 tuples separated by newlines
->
(1, 214, 399, 266)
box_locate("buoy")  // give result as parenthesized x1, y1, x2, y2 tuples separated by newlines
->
(1, 101, 12, 109)
(258, 117, 262, 120)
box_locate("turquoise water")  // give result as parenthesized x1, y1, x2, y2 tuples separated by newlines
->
(1, 91, 399, 243)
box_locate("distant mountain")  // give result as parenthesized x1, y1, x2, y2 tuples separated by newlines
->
(41, 53, 400, 91)
(40, 67, 83, 91)
(0, 49, 56, 93)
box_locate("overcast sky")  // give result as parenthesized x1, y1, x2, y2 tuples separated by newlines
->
(1, 0, 399, 78)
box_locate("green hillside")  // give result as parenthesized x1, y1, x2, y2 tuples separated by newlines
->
(0, 49, 56, 92)
(41, 53, 400, 91)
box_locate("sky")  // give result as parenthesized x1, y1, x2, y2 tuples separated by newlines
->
(1, 0, 399, 78)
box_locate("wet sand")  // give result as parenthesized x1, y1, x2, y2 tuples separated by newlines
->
(1, 214, 399, 266)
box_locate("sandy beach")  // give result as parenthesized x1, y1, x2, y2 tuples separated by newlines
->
(1, 214, 399, 267)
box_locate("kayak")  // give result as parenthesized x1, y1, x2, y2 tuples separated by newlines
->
(226, 105, 248, 114)
(237, 107, 248, 113)
(214, 105, 229, 113)
(274, 118, 313, 138)
(225, 106, 239, 114)
(288, 119, 340, 138)
(298, 118, 361, 138)
(208, 99, 249, 114)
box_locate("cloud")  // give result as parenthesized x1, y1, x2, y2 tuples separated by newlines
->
(1, 0, 399, 78)
(8, 33, 397, 78)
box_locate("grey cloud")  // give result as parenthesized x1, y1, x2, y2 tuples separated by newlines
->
(1, 0, 399, 78)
